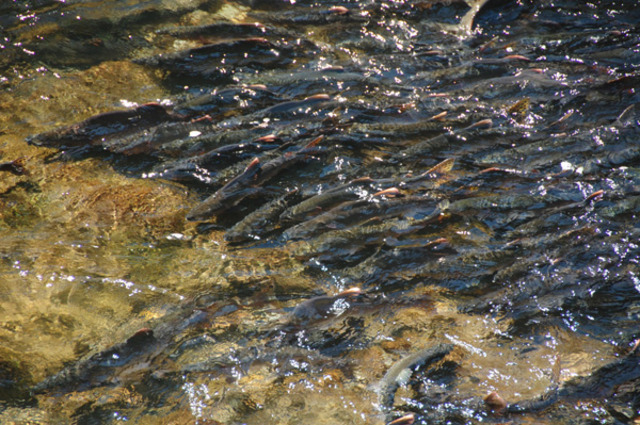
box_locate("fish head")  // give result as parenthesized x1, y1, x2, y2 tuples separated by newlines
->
(185, 194, 227, 221)
(186, 186, 262, 221)
(186, 158, 263, 221)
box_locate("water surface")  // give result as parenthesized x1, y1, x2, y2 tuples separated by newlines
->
(1, 0, 640, 424)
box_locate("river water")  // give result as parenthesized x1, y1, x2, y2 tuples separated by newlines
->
(1, 0, 640, 424)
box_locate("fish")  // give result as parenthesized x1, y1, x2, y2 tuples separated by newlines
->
(33, 288, 364, 396)
(179, 136, 282, 169)
(27, 103, 179, 149)
(392, 158, 457, 195)
(224, 189, 300, 243)
(287, 206, 449, 266)
(32, 304, 213, 394)
(289, 287, 362, 324)
(279, 177, 375, 225)
(242, 67, 369, 95)
(391, 119, 493, 163)
(583, 145, 640, 175)
(186, 135, 323, 221)
(185, 157, 263, 221)
(282, 191, 441, 241)
(386, 414, 415, 425)
(350, 111, 448, 137)
(135, 38, 280, 68)
(447, 192, 561, 215)
(256, 93, 331, 117)
(378, 343, 455, 412)
(134, 37, 312, 84)
(171, 85, 281, 119)
(333, 236, 453, 288)
(149, 139, 282, 184)
(0, 158, 28, 176)
(249, 5, 367, 27)
(156, 22, 269, 39)
(280, 158, 453, 230)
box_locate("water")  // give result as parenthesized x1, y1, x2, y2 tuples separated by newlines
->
(1, 0, 640, 423)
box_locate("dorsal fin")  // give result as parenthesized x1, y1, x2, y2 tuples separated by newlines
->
(585, 190, 604, 203)
(303, 135, 324, 150)
(429, 111, 447, 121)
(468, 119, 492, 130)
(335, 287, 361, 297)
(245, 157, 260, 171)
(305, 94, 330, 101)
(350, 176, 373, 184)
(255, 134, 277, 143)
(373, 187, 400, 197)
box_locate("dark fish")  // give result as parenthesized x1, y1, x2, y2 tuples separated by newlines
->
(282, 190, 440, 241)
(597, 194, 640, 219)
(350, 111, 448, 137)
(186, 157, 263, 221)
(506, 190, 605, 238)
(294, 159, 451, 220)
(32, 292, 363, 396)
(555, 340, 640, 402)
(583, 145, 640, 175)
(243, 67, 368, 96)
(0, 158, 28, 176)
(27, 103, 179, 149)
(161, 127, 276, 159)
(288, 207, 449, 266)
(328, 235, 452, 287)
(135, 38, 298, 81)
(186, 135, 323, 221)
(107, 119, 218, 156)
(136, 38, 276, 66)
(182, 136, 282, 169)
(394, 158, 457, 195)
(256, 93, 331, 117)
(180, 344, 352, 379)
(32, 328, 158, 394)
(156, 22, 268, 39)
(172, 85, 280, 119)
(225, 188, 300, 243)
(392, 119, 493, 163)
(447, 192, 563, 215)
(149, 138, 281, 184)
(279, 177, 375, 225)
(32, 305, 211, 394)
(250, 6, 367, 27)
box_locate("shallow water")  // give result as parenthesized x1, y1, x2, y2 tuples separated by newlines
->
(1, 0, 640, 424)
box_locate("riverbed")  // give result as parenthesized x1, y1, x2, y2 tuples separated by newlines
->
(1, 1, 640, 424)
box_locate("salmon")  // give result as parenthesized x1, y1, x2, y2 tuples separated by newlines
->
(186, 136, 323, 221)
